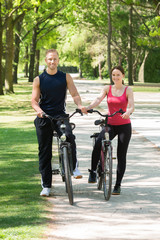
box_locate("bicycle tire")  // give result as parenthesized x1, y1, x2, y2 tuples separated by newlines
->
(103, 144, 112, 201)
(57, 138, 65, 182)
(62, 146, 74, 205)
(68, 144, 73, 175)
(97, 151, 104, 190)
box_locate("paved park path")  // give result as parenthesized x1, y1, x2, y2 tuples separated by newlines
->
(43, 79, 160, 240)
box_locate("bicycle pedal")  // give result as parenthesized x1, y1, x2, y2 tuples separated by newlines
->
(52, 169, 60, 175)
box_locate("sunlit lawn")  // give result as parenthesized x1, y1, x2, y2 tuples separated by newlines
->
(0, 80, 50, 239)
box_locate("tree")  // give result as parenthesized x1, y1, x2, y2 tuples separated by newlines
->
(0, 2, 4, 95)
(0, 0, 33, 94)
(13, 14, 24, 84)
(5, 0, 14, 93)
(106, 0, 112, 83)
(57, 27, 90, 78)
(3, 0, 27, 93)
(128, 5, 133, 85)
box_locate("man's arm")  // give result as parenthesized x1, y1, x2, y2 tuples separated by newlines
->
(66, 73, 83, 109)
(31, 76, 44, 118)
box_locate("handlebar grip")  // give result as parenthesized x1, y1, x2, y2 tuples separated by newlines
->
(87, 109, 93, 113)
(42, 113, 48, 118)
(76, 108, 83, 115)
(119, 108, 125, 114)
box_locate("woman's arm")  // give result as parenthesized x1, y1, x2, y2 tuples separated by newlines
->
(86, 85, 109, 110)
(122, 87, 135, 119)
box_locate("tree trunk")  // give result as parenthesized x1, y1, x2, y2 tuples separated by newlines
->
(29, 27, 38, 82)
(0, 2, 4, 95)
(128, 5, 133, 85)
(118, 56, 122, 66)
(138, 52, 148, 83)
(29, 7, 38, 82)
(133, 63, 137, 82)
(93, 67, 98, 78)
(106, 0, 112, 84)
(98, 62, 103, 80)
(79, 51, 83, 78)
(24, 45, 29, 77)
(35, 49, 40, 77)
(5, 1, 14, 93)
(13, 16, 23, 84)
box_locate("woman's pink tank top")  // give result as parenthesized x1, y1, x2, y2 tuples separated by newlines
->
(107, 85, 131, 125)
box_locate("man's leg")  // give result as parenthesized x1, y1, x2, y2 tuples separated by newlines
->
(34, 117, 53, 191)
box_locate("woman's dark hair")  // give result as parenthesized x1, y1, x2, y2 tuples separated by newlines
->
(111, 65, 125, 75)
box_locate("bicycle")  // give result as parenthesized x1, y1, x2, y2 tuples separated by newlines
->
(43, 109, 82, 205)
(87, 108, 124, 201)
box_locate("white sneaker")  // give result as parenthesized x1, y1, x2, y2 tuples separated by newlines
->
(73, 168, 83, 179)
(40, 188, 51, 197)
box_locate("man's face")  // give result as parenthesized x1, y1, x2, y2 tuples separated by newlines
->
(45, 52, 59, 71)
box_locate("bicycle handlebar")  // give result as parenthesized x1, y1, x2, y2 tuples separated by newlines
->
(42, 108, 83, 121)
(87, 108, 125, 117)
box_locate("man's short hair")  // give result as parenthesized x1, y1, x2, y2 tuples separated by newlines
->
(45, 49, 59, 57)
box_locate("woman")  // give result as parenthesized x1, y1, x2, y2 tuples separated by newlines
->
(83, 66, 134, 195)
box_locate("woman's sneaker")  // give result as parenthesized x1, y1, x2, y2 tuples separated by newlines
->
(88, 169, 97, 183)
(112, 185, 121, 195)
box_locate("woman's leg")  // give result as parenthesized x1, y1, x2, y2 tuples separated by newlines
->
(91, 128, 106, 171)
(115, 124, 132, 186)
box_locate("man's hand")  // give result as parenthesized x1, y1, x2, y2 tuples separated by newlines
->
(80, 106, 88, 114)
(37, 111, 44, 118)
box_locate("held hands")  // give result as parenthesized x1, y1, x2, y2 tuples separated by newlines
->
(77, 105, 88, 114)
(80, 106, 88, 114)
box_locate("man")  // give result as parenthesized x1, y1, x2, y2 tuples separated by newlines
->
(31, 49, 83, 197)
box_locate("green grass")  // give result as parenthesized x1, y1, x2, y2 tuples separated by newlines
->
(132, 86, 160, 92)
(0, 81, 50, 239)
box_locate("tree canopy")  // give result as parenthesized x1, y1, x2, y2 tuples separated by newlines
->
(0, 0, 159, 94)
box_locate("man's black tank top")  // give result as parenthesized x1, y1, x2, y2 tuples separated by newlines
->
(39, 70, 67, 116)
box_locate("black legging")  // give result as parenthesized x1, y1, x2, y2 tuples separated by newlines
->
(34, 117, 77, 188)
(91, 123, 132, 187)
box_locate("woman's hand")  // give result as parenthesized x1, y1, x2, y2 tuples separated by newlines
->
(81, 106, 88, 114)
(121, 111, 131, 119)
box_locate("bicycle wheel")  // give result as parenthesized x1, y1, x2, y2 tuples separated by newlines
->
(62, 146, 74, 205)
(97, 150, 104, 190)
(57, 138, 65, 182)
(68, 144, 73, 175)
(103, 144, 112, 201)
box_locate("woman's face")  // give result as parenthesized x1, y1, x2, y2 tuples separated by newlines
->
(112, 69, 124, 84)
